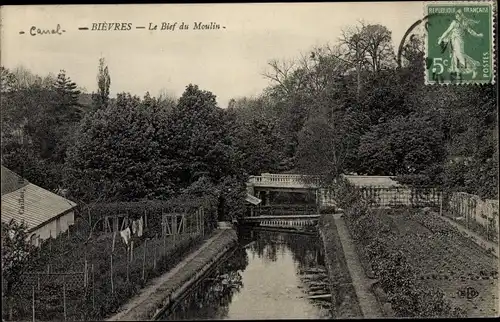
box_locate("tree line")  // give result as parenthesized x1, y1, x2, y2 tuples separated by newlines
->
(1, 59, 247, 220)
(227, 22, 497, 199)
(1, 21, 497, 215)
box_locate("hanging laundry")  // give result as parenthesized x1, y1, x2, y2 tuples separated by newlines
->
(112, 231, 117, 252)
(120, 227, 131, 245)
(138, 217, 144, 237)
(131, 220, 138, 235)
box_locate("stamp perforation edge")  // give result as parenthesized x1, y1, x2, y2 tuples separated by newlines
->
(423, 0, 497, 85)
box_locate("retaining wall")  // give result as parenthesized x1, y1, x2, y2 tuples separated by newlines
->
(318, 214, 363, 318)
(108, 229, 237, 321)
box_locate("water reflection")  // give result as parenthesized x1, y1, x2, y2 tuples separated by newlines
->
(160, 229, 331, 320)
(163, 246, 248, 320)
(244, 230, 325, 272)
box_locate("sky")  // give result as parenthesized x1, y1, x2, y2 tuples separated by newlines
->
(1, 2, 425, 108)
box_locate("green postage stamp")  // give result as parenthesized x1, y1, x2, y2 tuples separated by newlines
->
(425, 1, 495, 84)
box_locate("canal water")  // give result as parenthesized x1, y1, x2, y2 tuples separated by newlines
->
(159, 228, 332, 320)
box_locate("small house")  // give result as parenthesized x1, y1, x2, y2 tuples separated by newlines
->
(1, 166, 77, 246)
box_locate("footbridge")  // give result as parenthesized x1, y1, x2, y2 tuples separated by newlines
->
(241, 173, 423, 230)
(246, 173, 408, 209)
(245, 173, 440, 211)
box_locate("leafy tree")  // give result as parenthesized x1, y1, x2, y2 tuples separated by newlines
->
(227, 99, 286, 175)
(294, 111, 366, 184)
(92, 57, 111, 110)
(166, 84, 236, 188)
(1, 219, 39, 320)
(64, 93, 174, 202)
(216, 175, 247, 221)
(357, 114, 446, 183)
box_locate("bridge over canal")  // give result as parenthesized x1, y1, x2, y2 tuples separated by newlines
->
(242, 173, 441, 228)
(241, 173, 403, 230)
(246, 173, 401, 207)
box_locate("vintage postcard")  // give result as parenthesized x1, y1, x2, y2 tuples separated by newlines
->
(0, 2, 498, 321)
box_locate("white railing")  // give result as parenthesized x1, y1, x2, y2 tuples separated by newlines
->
(248, 174, 319, 187)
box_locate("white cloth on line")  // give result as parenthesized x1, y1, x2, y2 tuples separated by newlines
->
(131, 220, 138, 235)
(120, 227, 131, 245)
(138, 217, 144, 237)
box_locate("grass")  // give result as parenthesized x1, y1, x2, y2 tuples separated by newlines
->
(3, 215, 215, 321)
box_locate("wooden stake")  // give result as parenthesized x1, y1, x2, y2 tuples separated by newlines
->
(142, 239, 147, 281)
(84, 260, 88, 288)
(110, 253, 114, 294)
(63, 276, 67, 321)
(32, 285, 35, 322)
(92, 264, 95, 310)
(153, 235, 157, 270)
(201, 208, 205, 236)
(112, 231, 116, 252)
(440, 192, 443, 216)
(126, 248, 130, 283)
(88, 208, 92, 236)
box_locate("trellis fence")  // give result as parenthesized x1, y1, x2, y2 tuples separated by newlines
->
(319, 186, 442, 208)
(446, 192, 499, 242)
(6, 201, 213, 321)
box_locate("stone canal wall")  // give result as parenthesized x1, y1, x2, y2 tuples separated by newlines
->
(107, 229, 238, 321)
(318, 214, 364, 318)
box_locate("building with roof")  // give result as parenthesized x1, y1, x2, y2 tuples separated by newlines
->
(1, 166, 77, 246)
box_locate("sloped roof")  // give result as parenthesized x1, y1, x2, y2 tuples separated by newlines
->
(1, 166, 29, 196)
(1, 166, 77, 231)
(344, 175, 401, 187)
(246, 194, 262, 205)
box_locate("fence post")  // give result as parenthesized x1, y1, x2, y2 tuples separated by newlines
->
(486, 218, 489, 241)
(154, 234, 157, 270)
(466, 197, 470, 230)
(37, 273, 40, 291)
(92, 264, 95, 311)
(142, 239, 147, 281)
(32, 285, 36, 322)
(84, 259, 88, 288)
(110, 252, 114, 294)
(131, 241, 134, 262)
(440, 191, 443, 216)
(126, 247, 130, 283)
(202, 208, 205, 236)
(63, 275, 67, 321)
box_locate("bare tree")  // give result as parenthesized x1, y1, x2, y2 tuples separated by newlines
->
(262, 58, 301, 96)
(340, 23, 370, 100)
(360, 24, 395, 72)
(339, 21, 395, 99)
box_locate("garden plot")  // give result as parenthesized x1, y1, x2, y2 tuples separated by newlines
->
(384, 209, 498, 317)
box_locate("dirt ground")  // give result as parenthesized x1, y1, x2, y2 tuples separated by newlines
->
(384, 210, 498, 317)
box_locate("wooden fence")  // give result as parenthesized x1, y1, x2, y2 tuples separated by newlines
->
(7, 204, 212, 321)
(446, 192, 499, 242)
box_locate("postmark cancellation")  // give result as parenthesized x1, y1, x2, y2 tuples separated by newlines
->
(425, 0, 496, 85)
